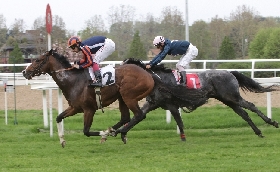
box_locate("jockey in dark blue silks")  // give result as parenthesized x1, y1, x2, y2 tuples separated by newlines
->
(146, 36, 198, 85)
(68, 36, 115, 87)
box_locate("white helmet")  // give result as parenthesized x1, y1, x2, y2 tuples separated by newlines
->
(153, 36, 165, 46)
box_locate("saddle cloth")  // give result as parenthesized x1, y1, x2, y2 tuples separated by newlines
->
(87, 65, 115, 86)
(172, 70, 201, 89)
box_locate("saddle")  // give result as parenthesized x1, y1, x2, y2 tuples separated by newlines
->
(172, 70, 201, 89)
(84, 65, 116, 86)
(84, 65, 116, 111)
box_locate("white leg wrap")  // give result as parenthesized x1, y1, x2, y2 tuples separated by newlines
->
(99, 129, 110, 139)
(57, 122, 65, 145)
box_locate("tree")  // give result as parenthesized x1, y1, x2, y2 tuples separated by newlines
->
(51, 15, 67, 44)
(208, 16, 229, 60)
(229, 5, 259, 58)
(0, 14, 7, 48)
(125, 30, 147, 60)
(159, 6, 185, 40)
(218, 36, 235, 59)
(134, 14, 161, 53)
(9, 42, 24, 72)
(10, 18, 26, 34)
(32, 17, 45, 30)
(78, 15, 108, 40)
(189, 21, 211, 60)
(107, 5, 136, 59)
(249, 28, 273, 58)
(263, 28, 280, 58)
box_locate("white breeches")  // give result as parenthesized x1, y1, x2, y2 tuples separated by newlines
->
(176, 43, 198, 71)
(93, 38, 115, 63)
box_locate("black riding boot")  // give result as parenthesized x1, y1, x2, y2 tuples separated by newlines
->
(88, 70, 102, 87)
(179, 71, 186, 86)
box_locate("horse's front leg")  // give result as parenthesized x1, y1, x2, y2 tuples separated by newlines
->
(100, 98, 131, 141)
(56, 106, 80, 148)
(82, 109, 108, 139)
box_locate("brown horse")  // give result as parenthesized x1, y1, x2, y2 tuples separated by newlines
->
(22, 49, 207, 147)
(22, 49, 155, 147)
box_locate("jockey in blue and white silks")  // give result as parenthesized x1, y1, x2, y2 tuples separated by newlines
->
(146, 36, 198, 85)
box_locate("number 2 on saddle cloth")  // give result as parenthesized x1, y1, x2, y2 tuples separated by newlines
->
(172, 70, 201, 89)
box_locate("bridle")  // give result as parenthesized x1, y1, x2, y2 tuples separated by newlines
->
(27, 52, 50, 76)
(28, 52, 74, 76)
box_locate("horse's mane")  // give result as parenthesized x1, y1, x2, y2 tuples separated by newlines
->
(123, 58, 172, 73)
(48, 50, 72, 68)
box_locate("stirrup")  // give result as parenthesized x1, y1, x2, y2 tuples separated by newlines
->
(179, 82, 186, 86)
(88, 81, 102, 87)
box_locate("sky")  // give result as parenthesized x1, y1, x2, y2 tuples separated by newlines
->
(0, 0, 279, 33)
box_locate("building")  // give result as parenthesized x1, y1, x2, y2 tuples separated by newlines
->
(0, 30, 47, 63)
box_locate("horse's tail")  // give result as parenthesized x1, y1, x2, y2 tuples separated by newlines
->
(151, 74, 208, 109)
(230, 71, 277, 93)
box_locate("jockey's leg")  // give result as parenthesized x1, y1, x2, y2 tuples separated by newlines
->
(176, 64, 187, 86)
(88, 63, 102, 87)
(176, 44, 198, 86)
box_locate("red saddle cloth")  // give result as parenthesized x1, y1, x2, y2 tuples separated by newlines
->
(185, 73, 201, 89)
(172, 70, 201, 89)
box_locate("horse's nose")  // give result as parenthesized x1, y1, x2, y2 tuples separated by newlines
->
(22, 70, 26, 77)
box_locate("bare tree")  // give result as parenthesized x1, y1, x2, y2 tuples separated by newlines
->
(11, 18, 26, 34)
(79, 15, 107, 40)
(229, 5, 259, 58)
(32, 17, 45, 30)
(134, 13, 161, 53)
(0, 14, 7, 48)
(0, 14, 6, 28)
(208, 16, 229, 60)
(107, 5, 136, 59)
(159, 6, 185, 40)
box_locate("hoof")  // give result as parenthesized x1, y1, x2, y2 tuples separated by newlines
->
(61, 141, 66, 148)
(109, 128, 117, 137)
(100, 138, 107, 143)
(121, 133, 127, 144)
(112, 129, 120, 137)
(258, 134, 264, 138)
(180, 134, 186, 141)
(274, 121, 279, 128)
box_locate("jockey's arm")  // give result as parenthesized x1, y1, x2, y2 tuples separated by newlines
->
(149, 44, 170, 67)
(79, 46, 93, 69)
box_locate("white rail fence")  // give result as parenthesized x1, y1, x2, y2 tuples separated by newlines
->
(1, 59, 280, 136)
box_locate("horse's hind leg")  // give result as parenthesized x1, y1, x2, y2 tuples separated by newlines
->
(168, 106, 186, 141)
(141, 101, 159, 119)
(115, 99, 145, 143)
(225, 103, 264, 137)
(111, 97, 131, 130)
(239, 99, 279, 128)
(103, 97, 131, 142)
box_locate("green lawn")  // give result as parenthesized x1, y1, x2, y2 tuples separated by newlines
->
(1, 106, 280, 172)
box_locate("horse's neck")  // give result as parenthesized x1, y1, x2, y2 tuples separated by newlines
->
(51, 70, 85, 98)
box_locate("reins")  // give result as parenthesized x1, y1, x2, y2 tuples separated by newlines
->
(147, 68, 161, 79)
(51, 67, 74, 73)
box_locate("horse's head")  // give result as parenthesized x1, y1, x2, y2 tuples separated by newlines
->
(22, 49, 70, 79)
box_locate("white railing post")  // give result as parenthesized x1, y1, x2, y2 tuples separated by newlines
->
(166, 110, 171, 123)
(251, 60, 255, 78)
(267, 92, 272, 119)
(203, 61, 207, 70)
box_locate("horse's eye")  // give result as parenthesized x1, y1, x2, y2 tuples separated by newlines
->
(35, 59, 40, 62)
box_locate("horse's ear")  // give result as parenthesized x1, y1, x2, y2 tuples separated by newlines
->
(49, 49, 53, 55)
